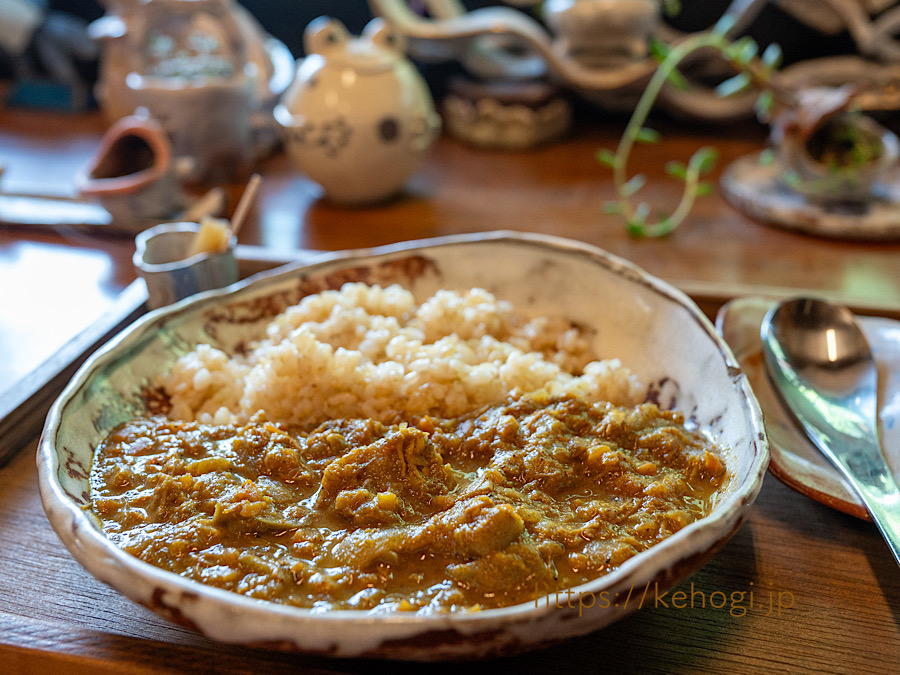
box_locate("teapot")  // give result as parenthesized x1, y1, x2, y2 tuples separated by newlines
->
(89, 0, 294, 184)
(275, 17, 441, 205)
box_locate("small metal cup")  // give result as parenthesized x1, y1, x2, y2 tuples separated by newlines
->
(134, 221, 238, 309)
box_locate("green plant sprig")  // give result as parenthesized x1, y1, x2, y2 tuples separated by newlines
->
(599, 22, 789, 238)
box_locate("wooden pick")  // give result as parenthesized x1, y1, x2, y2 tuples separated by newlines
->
(230, 173, 262, 239)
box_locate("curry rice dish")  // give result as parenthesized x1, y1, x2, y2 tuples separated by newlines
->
(88, 284, 727, 613)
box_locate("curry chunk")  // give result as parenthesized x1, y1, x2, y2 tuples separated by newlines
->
(317, 426, 454, 521)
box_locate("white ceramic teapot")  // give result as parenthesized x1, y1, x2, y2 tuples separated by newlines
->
(275, 17, 441, 205)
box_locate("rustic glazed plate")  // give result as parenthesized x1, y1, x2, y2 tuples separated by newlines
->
(717, 296, 900, 520)
(39, 232, 768, 660)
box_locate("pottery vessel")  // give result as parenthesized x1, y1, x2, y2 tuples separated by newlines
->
(275, 17, 441, 205)
(769, 85, 900, 202)
(542, 0, 660, 67)
(89, 0, 294, 183)
(75, 111, 190, 228)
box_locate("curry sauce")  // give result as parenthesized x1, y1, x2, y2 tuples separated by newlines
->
(89, 394, 726, 613)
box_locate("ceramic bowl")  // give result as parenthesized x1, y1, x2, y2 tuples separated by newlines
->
(38, 232, 768, 660)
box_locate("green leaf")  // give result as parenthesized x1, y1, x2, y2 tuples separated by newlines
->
(736, 39, 759, 65)
(695, 181, 714, 196)
(665, 160, 687, 179)
(665, 67, 691, 92)
(716, 73, 752, 98)
(761, 43, 783, 69)
(754, 90, 775, 118)
(713, 14, 737, 36)
(634, 127, 661, 144)
(782, 169, 802, 187)
(626, 221, 647, 237)
(662, 0, 681, 19)
(690, 147, 719, 175)
(649, 37, 671, 62)
(626, 203, 651, 237)
(758, 148, 776, 166)
(603, 201, 623, 214)
(596, 148, 618, 168)
(621, 174, 646, 197)
(723, 36, 754, 61)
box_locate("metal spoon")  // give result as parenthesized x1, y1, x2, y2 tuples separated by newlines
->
(761, 297, 900, 566)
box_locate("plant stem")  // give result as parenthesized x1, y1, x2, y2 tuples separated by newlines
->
(610, 31, 792, 237)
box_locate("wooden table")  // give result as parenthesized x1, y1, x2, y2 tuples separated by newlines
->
(2, 103, 899, 672)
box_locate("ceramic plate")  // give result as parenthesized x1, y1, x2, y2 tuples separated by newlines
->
(721, 153, 900, 242)
(39, 232, 768, 660)
(717, 296, 900, 520)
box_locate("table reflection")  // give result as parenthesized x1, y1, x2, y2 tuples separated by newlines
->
(0, 240, 123, 388)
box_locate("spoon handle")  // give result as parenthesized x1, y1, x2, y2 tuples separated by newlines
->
(804, 424, 900, 566)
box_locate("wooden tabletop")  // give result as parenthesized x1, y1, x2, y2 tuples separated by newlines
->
(1, 101, 899, 672)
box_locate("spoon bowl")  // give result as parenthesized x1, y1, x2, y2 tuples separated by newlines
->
(762, 297, 900, 566)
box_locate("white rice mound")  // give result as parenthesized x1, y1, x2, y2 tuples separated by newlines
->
(161, 283, 643, 426)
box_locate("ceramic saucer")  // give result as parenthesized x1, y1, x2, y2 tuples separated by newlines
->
(717, 296, 900, 519)
(721, 153, 900, 242)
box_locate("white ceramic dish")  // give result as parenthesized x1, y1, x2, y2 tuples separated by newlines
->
(717, 296, 900, 520)
(39, 232, 768, 660)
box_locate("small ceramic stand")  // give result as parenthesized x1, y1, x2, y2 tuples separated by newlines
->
(275, 17, 440, 205)
(721, 87, 900, 241)
(442, 76, 571, 151)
